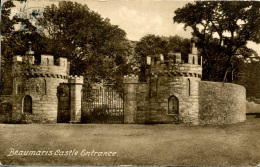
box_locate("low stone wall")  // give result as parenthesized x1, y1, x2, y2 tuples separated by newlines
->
(199, 81, 246, 125)
(246, 100, 260, 113)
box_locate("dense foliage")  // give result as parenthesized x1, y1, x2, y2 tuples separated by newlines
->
(174, 1, 260, 82)
(38, 1, 133, 89)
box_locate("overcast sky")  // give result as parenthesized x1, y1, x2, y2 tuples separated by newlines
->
(9, 0, 260, 55)
(85, 0, 193, 40)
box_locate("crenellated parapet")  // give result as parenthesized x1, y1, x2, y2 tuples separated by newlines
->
(12, 54, 69, 78)
(123, 74, 139, 83)
(68, 75, 84, 84)
(146, 40, 202, 79)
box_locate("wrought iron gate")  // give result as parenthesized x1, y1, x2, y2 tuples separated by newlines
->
(82, 89, 124, 124)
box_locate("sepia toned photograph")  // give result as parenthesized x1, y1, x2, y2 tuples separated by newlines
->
(0, 0, 260, 166)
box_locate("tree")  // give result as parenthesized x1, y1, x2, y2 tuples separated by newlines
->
(1, 0, 23, 95)
(1, 1, 16, 37)
(174, 1, 260, 82)
(38, 1, 132, 89)
(1, 1, 14, 94)
(1, 0, 47, 95)
(237, 59, 260, 99)
(135, 34, 191, 81)
(1, 0, 27, 37)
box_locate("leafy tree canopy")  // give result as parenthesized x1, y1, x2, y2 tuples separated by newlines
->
(38, 1, 133, 88)
(1, 0, 16, 37)
(1, 0, 37, 95)
(174, 1, 260, 82)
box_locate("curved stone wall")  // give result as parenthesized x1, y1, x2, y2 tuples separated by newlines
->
(199, 81, 246, 125)
(139, 75, 200, 125)
(12, 76, 68, 123)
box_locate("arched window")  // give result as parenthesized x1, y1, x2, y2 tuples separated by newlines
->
(168, 95, 179, 115)
(18, 84, 22, 94)
(173, 55, 176, 64)
(188, 78, 191, 96)
(36, 84, 40, 93)
(23, 95, 32, 114)
(193, 56, 195, 64)
(43, 79, 47, 95)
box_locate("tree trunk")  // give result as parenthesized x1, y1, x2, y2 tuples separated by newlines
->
(222, 55, 233, 82)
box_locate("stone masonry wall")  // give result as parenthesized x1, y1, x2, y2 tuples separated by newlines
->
(144, 52, 202, 125)
(199, 81, 246, 125)
(145, 75, 200, 125)
(12, 76, 68, 123)
(136, 83, 149, 124)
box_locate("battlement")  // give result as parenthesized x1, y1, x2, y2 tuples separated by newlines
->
(148, 63, 202, 78)
(12, 54, 69, 77)
(147, 54, 164, 66)
(68, 75, 84, 84)
(13, 55, 67, 66)
(168, 52, 182, 64)
(146, 39, 202, 78)
(147, 53, 200, 67)
(123, 74, 139, 83)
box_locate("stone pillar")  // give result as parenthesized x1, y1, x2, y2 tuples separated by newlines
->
(188, 77, 200, 125)
(123, 74, 139, 124)
(68, 76, 84, 123)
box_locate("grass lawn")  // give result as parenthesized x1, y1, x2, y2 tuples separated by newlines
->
(0, 115, 260, 166)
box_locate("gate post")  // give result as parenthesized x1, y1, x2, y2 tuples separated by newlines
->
(68, 76, 84, 123)
(123, 74, 139, 124)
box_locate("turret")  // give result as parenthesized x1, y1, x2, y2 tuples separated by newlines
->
(22, 41, 35, 64)
(188, 37, 198, 65)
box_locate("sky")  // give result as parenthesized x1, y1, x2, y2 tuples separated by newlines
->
(84, 1, 193, 40)
(8, 0, 260, 55)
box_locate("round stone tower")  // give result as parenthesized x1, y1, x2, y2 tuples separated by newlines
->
(11, 47, 69, 123)
(145, 39, 202, 125)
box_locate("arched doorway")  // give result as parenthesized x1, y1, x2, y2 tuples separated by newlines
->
(57, 84, 70, 123)
(23, 95, 32, 114)
(168, 95, 179, 115)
